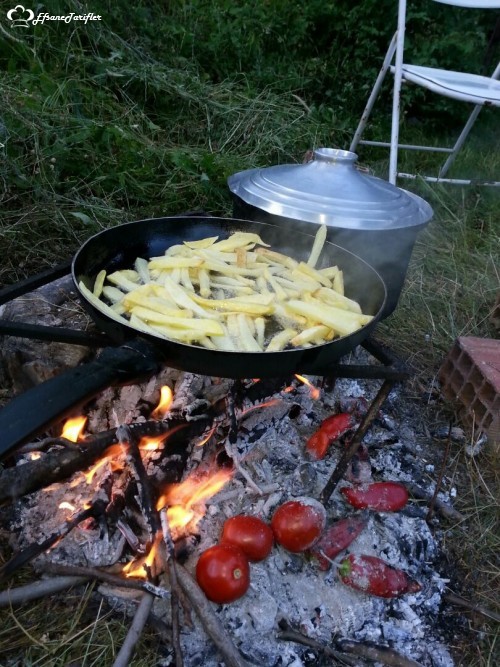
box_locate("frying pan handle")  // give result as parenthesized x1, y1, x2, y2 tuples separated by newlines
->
(0, 340, 161, 459)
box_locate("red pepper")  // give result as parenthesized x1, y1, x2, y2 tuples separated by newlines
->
(306, 412, 353, 459)
(310, 513, 368, 570)
(341, 481, 409, 512)
(338, 554, 422, 598)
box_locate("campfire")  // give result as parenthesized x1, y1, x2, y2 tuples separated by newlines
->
(0, 270, 476, 667)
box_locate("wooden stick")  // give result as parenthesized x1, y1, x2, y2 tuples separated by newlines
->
(159, 508, 184, 667)
(320, 379, 395, 504)
(406, 483, 465, 522)
(0, 420, 174, 505)
(112, 592, 155, 667)
(0, 576, 88, 608)
(117, 424, 160, 537)
(443, 591, 500, 623)
(39, 562, 171, 600)
(427, 423, 453, 522)
(276, 628, 359, 665)
(176, 565, 249, 667)
(337, 639, 424, 667)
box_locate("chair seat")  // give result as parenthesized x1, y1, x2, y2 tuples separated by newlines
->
(394, 64, 500, 106)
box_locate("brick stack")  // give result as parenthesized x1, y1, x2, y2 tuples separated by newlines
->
(439, 337, 500, 449)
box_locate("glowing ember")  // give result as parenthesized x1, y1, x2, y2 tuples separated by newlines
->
(139, 434, 168, 452)
(295, 374, 321, 400)
(195, 425, 217, 447)
(61, 416, 87, 442)
(151, 385, 173, 419)
(241, 398, 282, 416)
(30, 452, 41, 460)
(58, 501, 76, 512)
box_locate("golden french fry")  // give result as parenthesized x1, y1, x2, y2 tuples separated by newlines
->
(192, 293, 273, 316)
(211, 232, 270, 252)
(107, 271, 142, 292)
(184, 236, 218, 249)
(255, 247, 298, 269)
(148, 256, 203, 270)
(307, 224, 327, 268)
(93, 270, 106, 297)
(102, 285, 126, 303)
(286, 299, 371, 336)
(129, 306, 224, 335)
(237, 313, 262, 351)
(297, 262, 332, 288)
(199, 268, 211, 297)
(79, 281, 130, 325)
(255, 317, 265, 349)
(266, 328, 297, 352)
(134, 258, 150, 284)
(314, 286, 362, 314)
(164, 276, 220, 319)
(290, 325, 331, 347)
(333, 269, 344, 295)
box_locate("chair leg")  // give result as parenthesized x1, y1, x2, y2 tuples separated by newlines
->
(438, 62, 500, 179)
(438, 105, 484, 178)
(389, 0, 407, 185)
(349, 32, 398, 154)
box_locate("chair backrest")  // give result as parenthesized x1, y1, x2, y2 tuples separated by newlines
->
(433, 1, 500, 8)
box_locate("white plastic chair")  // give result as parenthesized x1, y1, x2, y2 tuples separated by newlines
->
(350, 0, 500, 186)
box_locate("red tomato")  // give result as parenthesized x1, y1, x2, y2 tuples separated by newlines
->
(271, 498, 326, 553)
(338, 554, 422, 598)
(196, 544, 250, 604)
(340, 481, 409, 512)
(221, 515, 274, 562)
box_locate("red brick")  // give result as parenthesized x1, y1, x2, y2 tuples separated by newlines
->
(439, 337, 500, 445)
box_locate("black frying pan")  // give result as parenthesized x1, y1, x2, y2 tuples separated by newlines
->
(74, 216, 386, 376)
(0, 216, 386, 456)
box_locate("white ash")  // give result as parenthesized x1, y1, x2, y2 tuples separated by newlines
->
(7, 359, 461, 666)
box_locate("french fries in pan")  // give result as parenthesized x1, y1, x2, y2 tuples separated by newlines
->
(79, 226, 373, 351)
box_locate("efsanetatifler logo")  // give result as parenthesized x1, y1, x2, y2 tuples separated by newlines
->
(6, 5, 101, 28)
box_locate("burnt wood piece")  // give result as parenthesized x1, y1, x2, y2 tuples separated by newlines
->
(0, 340, 161, 459)
(0, 419, 208, 505)
(118, 424, 160, 537)
(0, 261, 72, 305)
(0, 499, 108, 581)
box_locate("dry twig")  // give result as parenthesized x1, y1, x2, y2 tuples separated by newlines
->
(176, 565, 249, 667)
(160, 507, 184, 667)
(112, 592, 155, 667)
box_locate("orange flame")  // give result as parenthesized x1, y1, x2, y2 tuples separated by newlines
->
(139, 434, 168, 452)
(61, 416, 87, 442)
(123, 535, 161, 579)
(151, 386, 173, 419)
(156, 468, 232, 534)
(241, 398, 282, 416)
(30, 452, 42, 460)
(294, 374, 321, 400)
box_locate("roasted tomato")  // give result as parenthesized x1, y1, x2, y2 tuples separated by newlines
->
(338, 554, 422, 598)
(340, 481, 409, 512)
(221, 515, 274, 562)
(196, 544, 250, 604)
(271, 498, 326, 552)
